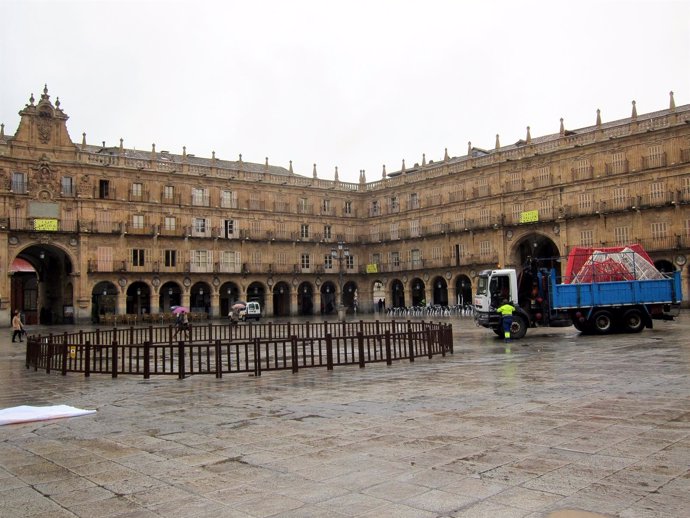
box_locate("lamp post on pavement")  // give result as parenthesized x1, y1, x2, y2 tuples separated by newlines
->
(331, 241, 349, 320)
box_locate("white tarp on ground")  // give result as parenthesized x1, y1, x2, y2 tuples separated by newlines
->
(0, 405, 96, 426)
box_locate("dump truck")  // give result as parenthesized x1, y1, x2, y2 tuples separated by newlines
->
(474, 246, 682, 339)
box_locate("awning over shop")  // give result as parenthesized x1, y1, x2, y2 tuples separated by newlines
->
(10, 258, 36, 273)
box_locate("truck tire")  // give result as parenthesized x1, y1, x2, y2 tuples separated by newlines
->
(509, 316, 528, 339)
(573, 318, 592, 334)
(621, 308, 644, 333)
(591, 310, 613, 334)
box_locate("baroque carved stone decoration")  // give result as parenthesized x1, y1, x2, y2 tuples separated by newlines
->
(78, 175, 91, 197)
(37, 111, 52, 144)
(31, 158, 59, 195)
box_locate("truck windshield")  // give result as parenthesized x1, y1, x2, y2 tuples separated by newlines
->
(476, 275, 489, 295)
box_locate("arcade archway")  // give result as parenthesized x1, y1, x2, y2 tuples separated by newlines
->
(320, 282, 337, 314)
(11, 244, 75, 325)
(272, 282, 290, 317)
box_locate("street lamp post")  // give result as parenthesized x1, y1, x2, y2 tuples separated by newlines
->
(330, 241, 349, 316)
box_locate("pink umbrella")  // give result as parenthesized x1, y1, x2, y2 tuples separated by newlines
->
(172, 306, 190, 315)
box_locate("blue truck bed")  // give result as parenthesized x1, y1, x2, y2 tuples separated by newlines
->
(549, 269, 682, 309)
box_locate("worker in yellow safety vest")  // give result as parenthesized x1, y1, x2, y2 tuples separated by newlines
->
(496, 299, 515, 342)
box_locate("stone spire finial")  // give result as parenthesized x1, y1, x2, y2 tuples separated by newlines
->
(526, 126, 532, 144)
(559, 118, 565, 136)
(467, 141, 472, 155)
(669, 90, 676, 111)
(29, 93, 35, 105)
(0, 123, 4, 139)
(401, 159, 406, 173)
(360, 169, 366, 183)
(631, 100, 637, 120)
(596, 109, 601, 127)
(55, 97, 60, 109)
(313, 163, 317, 178)
(382, 164, 387, 178)
(81, 132, 86, 148)
(212, 151, 216, 161)
(334, 166, 339, 182)
(182, 146, 187, 158)
(289, 160, 293, 174)
(495, 134, 500, 150)
(119, 138, 124, 153)
(152, 143, 156, 153)
(422, 153, 426, 167)
(444, 147, 449, 161)
(265, 157, 269, 166)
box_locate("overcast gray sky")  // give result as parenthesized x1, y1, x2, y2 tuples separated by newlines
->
(1, 0, 688, 183)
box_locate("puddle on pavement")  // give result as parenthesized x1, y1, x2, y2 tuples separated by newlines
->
(548, 510, 608, 518)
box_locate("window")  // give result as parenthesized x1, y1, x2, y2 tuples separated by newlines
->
(61, 176, 74, 196)
(251, 250, 262, 266)
(99, 179, 109, 199)
(300, 224, 309, 239)
(431, 246, 441, 261)
(192, 187, 208, 206)
(477, 178, 488, 197)
(163, 185, 174, 201)
(221, 251, 240, 272)
(410, 219, 421, 238)
(647, 145, 664, 168)
(370, 226, 380, 242)
(193, 217, 208, 236)
(324, 225, 332, 240)
(683, 177, 690, 195)
(507, 172, 521, 190)
(650, 181, 665, 202)
(454, 243, 464, 265)
(612, 152, 627, 173)
(372, 253, 381, 265)
(391, 251, 400, 268)
(97, 246, 112, 272)
(344, 201, 352, 215)
(132, 214, 144, 229)
(536, 166, 550, 185)
(249, 193, 262, 210)
(96, 211, 112, 233)
(221, 190, 237, 208)
(345, 256, 354, 270)
(574, 159, 591, 180)
(512, 203, 523, 223)
(390, 222, 399, 240)
(613, 187, 629, 206)
(614, 226, 630, 245)
(324, 254, 333, 269)
(164, 250, 177, 267)
(298, 198, 309, 214)
(11, 172, 27, 193)
(580, 230, 593, 246)
(409, 193, 419, 209)
(224, 219, 236, 239)
(300, 253, 310, 270)
(250, 220, 261, 237)
(539, 198, 553, 216)
(480, 240, 491, 257)
(578, 192, 592, 211)
(410, 249, 422, 268)
(191, 250, 211, 271)
(479, 208, 490, 226)
(371, 200, 379, 216)
(456, 212, 466, 230)
(164, 216, 176, 231)
(131, 182, 142, 197)
(322, 199, 331, 213)
(651, 222, 668, 239)
(132, 249, 145, 267)
(390, 196, 399, 212)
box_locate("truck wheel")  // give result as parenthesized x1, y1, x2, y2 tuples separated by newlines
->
(509, 316, 527, 339)
(621, 308, 644, 333)
(573, 318, 592, 334)
(591, 310, 613, 334)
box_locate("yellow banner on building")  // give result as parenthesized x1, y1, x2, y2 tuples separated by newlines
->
(34, 218, 58, 231)
(519, 210, 539, 224)
(366, 263, 378, 274)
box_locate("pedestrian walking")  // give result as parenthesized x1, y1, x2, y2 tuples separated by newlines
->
(11, 310, 24, 343)
(496, 299, 514, 342)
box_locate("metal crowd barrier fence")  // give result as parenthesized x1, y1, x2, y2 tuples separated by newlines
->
(25, 320, 453, 379)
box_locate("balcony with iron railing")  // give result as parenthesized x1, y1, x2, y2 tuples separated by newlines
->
(641, 153, 667, 170)
(571, 165, 594, 182)
(604, 160, 629, 175)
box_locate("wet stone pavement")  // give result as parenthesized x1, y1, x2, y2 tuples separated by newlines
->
(0, 314, 689, 518)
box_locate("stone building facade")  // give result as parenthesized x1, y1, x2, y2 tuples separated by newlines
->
(1, 87, 689, 325)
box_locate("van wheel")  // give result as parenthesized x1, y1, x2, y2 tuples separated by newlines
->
(509, 316, 527, 339)
(621, 308, 644, 333)
(591, 310, 613, 334)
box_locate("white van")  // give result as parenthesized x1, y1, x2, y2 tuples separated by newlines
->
(240, 301, 261, 321)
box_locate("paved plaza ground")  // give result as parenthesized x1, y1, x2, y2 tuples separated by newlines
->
(0, 313, 688, 517)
